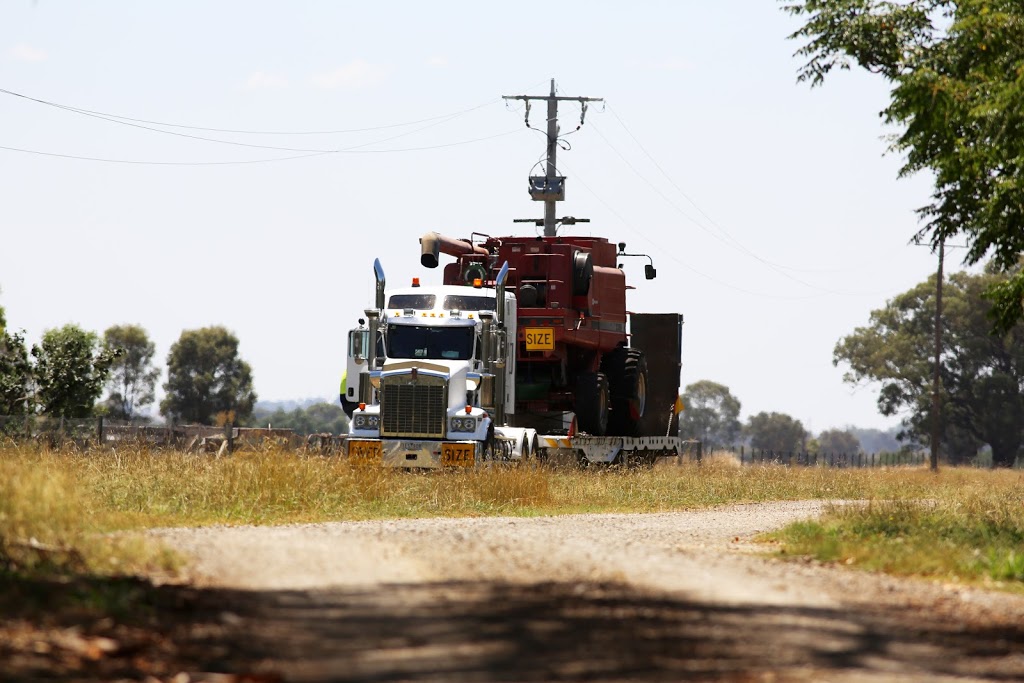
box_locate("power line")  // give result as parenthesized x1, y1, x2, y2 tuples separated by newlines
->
(590, 109, 884, 296)
(0, 144, 330, 165)
(1, 86, 496, 154)
(606, 104, 841, 273)
(558, 159, 821, 301)
(0, 128, 526, 165)
(0, 86, 503, 136)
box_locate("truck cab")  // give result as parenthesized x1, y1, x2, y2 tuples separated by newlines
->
(345, 277, 521, 467)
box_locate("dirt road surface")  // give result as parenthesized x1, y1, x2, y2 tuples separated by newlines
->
(138, 500, 1024, 682)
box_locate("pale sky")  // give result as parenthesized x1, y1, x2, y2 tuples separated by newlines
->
(1, 1, 949, 432)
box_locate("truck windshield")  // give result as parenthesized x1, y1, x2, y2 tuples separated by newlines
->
(387, 324, 475, 360)
(443, 295, 495, 311)
(388, 294, 436, 309)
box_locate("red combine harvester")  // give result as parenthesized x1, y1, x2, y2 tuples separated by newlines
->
(422, 231, 679, 438)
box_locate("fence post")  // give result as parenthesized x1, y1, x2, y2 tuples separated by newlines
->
(696, 441, 703, 464)
(96, 415, 104, 447)
(225, 421, 234, 454)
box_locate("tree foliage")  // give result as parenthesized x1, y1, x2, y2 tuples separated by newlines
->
(834, 266, 1024, 466)
(784, 0, 1024, 332)
(0, 329, 32, 416)
(249, 401, 349, 435)
(816, 428, 862, 455)
(677, 380, 742, 449)
(746, 412, 808, 453)
(102, 324, 160, 420)
(32, 324, 118, 418)
(161, 326, 257, 425)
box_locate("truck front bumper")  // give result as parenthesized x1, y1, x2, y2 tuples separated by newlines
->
(347, 438, 482, 468)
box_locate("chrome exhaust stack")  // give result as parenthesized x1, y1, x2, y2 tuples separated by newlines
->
(493, 261, 510, 426)
(373, 258, 386, 312)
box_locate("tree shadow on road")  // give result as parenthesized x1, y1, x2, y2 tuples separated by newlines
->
(3, 575, 1023, 682)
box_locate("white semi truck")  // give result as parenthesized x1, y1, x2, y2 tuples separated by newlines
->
(342, 255, 685, 468)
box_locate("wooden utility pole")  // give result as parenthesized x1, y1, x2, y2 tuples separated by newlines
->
(930, 239, 944, 472)
(503, 79, 603, 236)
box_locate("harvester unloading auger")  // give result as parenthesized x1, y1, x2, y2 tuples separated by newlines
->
(341, 80, 684, 467)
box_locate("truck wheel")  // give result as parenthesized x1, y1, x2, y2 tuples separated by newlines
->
(603, 347, 648, 436)
(574, 372, 609, 436)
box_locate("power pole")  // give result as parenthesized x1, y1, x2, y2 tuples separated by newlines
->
(930, 239, 945, 472)
(504, 79, 603, 236)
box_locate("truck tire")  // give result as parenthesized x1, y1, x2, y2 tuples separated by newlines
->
(602, 347, 648, 437)
(574, 372, 609, 436)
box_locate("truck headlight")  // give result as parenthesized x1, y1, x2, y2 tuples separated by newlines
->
(449, 416, 477, 432)
(354, 415, 380, 430)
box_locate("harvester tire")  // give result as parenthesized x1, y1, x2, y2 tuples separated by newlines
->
(575, 372, 609, 436)
(603, 347, 648, 437)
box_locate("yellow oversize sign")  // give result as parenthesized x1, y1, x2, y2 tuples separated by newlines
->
(524, 327, 555, 351)
(441, 442, 475, 467)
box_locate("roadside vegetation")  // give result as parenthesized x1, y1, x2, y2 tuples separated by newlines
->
(2, 444, 1022, 592)
(769, 488, 1024, 592)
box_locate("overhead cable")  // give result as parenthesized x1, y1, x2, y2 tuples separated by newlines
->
(0, 86, 502, 136)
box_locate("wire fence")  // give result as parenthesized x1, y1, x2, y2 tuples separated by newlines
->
(735, 447, 929, 468)
(0, 414, 337, 453)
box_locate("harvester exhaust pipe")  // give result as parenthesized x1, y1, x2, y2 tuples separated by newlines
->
(373, 258, 386, 311)
(419, 231, 489, 269)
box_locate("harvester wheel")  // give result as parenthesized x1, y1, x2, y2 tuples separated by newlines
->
(603, 347, 649, 436)
(574, 372, 609, 436)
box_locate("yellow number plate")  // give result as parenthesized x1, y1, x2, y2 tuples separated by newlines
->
(441, 442, 475, 467)
(524, 327, 555, 351)
(348, 439, 382, 465)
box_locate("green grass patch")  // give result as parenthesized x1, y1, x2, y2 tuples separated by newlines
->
(769, 484, 1024, 590)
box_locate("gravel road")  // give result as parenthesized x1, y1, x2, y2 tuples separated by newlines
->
(151, 501, 1024, 682)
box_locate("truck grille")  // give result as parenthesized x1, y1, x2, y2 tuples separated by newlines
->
(380, 373, 447, 439)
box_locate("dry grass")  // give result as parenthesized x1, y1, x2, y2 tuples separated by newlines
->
(2, 442, 1022, 586)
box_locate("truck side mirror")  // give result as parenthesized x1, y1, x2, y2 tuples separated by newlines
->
(645, 264, 656, 280)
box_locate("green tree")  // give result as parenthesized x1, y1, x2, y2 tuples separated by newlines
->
(746, 412, 807, 453)
(32, 324, 118, 418)
(0, 329, 32, 416)
(161, 326, 257, 425)
(678, 380, 742, 449)
(248, 402, 349, 435)
(816, 428, 861, 455)
(784, 0, 1024, 332)
(834, 267, 1024, 467)
(0, 293, 33, 416)
(102, 324, 161, 420)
